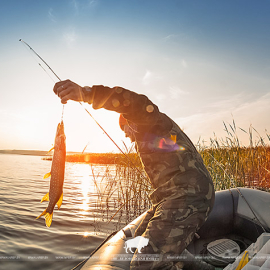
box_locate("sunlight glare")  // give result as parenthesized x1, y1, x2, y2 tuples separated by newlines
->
(80, 166, 91, 214)
(71, 163, 96, 216)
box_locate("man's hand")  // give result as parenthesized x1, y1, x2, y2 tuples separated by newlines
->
(53, 80, 84, 104)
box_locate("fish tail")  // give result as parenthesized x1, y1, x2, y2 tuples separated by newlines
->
(44, 212, 53, 228)
(36, 209, 53, 227)
(36, 209, 47, 220)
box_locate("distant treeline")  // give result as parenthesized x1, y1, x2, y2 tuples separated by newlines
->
(0, 150, 49, 156)
(0, 149, 81, 157)
(43, 152, 141, 166)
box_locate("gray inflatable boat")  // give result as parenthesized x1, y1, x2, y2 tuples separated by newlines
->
(72, 188, 270, 270)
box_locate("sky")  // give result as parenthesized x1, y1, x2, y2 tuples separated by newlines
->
(0, 0, 270, 153)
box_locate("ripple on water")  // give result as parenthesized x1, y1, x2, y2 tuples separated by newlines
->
(0, 155, 135, 270)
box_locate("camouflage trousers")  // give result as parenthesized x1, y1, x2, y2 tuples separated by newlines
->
(130, 190, 215, 270)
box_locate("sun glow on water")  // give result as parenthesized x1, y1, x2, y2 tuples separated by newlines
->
(68, 163, 96, 216)
(79, 166, 92, 214)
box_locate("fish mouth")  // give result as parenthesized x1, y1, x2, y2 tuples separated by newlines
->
(56, 120, 65, 136)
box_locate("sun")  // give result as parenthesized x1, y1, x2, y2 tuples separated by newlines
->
(64, 105, 132, 153)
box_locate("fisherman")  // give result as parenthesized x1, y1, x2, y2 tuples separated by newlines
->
(53, 80, 215, 270)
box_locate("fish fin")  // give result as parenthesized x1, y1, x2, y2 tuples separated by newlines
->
(43, 172, 51, 179)
(56, 193, 63, 210)
(40, 192, 49, 203)
(45, 212, 53, 228)
(36, 209, 47, 220)
(47, 146, 54, 154)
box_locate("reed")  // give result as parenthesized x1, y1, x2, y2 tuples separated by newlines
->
(83, 120, 270, 226)
(198, 121, 270, 191)
(43, 152, 140, 165)
(89, 144, 152, 227)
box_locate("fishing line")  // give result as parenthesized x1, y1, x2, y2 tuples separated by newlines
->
(38, 63, 58, 83)
(19, 39, 61, 81)
(20, 39, 53, 80)
(19, 39, 149, 183)
(79, 103, 150, 184)
(19, 39, 65, 121)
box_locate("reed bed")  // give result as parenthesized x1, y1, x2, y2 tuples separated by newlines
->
(198, 121, 270, 191)
(77, 121, 270, 226)
(43, 152, 140, 165)
(89, 145, 152, 227)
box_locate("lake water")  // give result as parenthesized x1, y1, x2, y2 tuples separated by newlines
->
(0, 154, 143, 270)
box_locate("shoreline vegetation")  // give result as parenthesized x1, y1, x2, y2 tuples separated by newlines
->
(0, 149, 50, 156)
(86, 121, 270, 225)
(1, 121, 270, 192)
(0, 149, 81, 156)
(44, 152, 141, 165)
(2, 121, 270, 225)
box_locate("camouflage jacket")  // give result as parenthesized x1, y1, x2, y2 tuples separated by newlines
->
(84, 85, 214, 205)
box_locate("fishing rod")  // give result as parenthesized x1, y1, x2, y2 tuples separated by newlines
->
(19, 39, 65, 120)
(19, 39, 149, 183)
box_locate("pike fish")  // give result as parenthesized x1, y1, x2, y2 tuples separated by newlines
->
(37, 120, 66, 227)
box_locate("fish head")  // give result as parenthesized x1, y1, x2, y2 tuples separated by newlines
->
(56, 121, 65, 137)
(54, 121, 66, 147)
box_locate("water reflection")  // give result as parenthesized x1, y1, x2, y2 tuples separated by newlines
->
(64, 162, 151, 233)
(0, 155, 121, 270)
(79, 166, 91, 214)
(67, 163, 94, 216)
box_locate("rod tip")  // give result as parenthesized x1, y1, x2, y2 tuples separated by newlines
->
(19, 39, 22, 41)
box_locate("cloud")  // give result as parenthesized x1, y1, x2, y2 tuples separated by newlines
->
(206, 92, 248, 111)
(71, 0, 79, 13)
(156, 93, 166, 101)
(48, 8, 56, 23)
(169, 86, 189, 99)
(163, 34, 178, 42)
(181, 59, 187, 68)
(233, 92, 270, 127)
(162, 32, 197, 44)
(87, 0, 99, 7)
(142, 70, 152, 85)
(174, 92, 270, 147)
(141, 70, 163, 86)
(70, 0, 99, 13)
(63, 28, 77, 47)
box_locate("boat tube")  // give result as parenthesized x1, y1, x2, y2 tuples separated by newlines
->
(72, 188, 270, 270)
